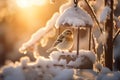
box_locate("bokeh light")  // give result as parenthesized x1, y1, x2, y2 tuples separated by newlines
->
(16, 0, 47, 8)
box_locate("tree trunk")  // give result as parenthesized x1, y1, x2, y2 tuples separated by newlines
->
(105, 0, 114, 70)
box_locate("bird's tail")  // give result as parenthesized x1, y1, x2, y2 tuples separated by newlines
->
(46, 47, 55, 53)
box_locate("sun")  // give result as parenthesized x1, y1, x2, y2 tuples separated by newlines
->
(16, 0, 46, 8)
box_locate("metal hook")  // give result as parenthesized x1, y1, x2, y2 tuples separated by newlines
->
(74, 0, 78, 7)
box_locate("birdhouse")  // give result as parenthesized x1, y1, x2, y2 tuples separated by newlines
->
(55, 1, 93, 55)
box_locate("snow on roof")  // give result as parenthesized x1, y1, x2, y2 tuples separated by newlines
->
(55, 6, 93, 28)
(99, 6, 111, 23)
(59, 0, 75, 13)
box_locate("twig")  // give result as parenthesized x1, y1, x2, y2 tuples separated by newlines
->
(92, 34, 97, 54)
(89, 27, 92, 50)
(84, 0, 103, 33)
(113, 29, 120, 43)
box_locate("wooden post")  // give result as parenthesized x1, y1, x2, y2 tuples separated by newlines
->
(77, 27, 80, 55)
(105, 0, 114, 70)
(89, 27, 92, 50)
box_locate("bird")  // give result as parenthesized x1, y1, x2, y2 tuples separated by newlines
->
(47, 29, 73, 53)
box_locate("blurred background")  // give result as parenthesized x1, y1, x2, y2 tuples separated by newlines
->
(0, 0, 66, 66)
(0, 0, 120, 67)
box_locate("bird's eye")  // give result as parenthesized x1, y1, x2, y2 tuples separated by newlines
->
(66, 32, 71, 35)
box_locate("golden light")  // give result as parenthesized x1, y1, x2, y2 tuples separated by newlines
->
(16, 0, 47, 8)
(16, 0, 31, 8)
(32, 0, 47, 6)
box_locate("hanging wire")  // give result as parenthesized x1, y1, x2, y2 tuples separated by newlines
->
(84, 0, 103, 33)
(74, 0, 78, 7)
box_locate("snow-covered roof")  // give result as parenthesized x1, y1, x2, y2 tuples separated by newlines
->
(55, 6, 93, 28)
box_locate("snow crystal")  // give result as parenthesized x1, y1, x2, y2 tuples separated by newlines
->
(56, 6, 93, 28)
(19, 13, 59, 53)
(99, 6, 111, 23)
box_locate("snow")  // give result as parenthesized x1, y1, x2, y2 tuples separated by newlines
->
(99, 6, 111, 23)
(1, 50, 120, 80)
(53, 69, 74, 80)
(19, 12, 59, 53)
(74, 69, 97, 80)
(113, 35, 120, 58)
(59, 0, 75, 13)
(114, 16, 120, 28)
(56, 6, 93, 28)
(20, 56, 30, 66)
(49, 50, 96, 64)
(5, 0, 120, 80)
(98, 31, 108, 45)
(97, 67, 120, 80)
(2, 66, 25, 80)
(0, 50, 97, 80)
(113, 31, 120, 71)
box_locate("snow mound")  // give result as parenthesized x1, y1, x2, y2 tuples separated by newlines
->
(97, 67, 120, 80)
(74, 69, 97, 80)
(49, 50, 96, 69)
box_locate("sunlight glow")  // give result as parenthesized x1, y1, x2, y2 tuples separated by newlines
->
(16, 0, 31, 8)
(16, 0, 46, 8)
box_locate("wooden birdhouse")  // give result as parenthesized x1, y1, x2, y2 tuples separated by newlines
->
(55, 0, 93, 55)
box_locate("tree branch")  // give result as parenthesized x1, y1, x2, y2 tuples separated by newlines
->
(113, 29, 120, 43)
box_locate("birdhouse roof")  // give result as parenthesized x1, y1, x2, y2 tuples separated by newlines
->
(55, 6, 93, 28)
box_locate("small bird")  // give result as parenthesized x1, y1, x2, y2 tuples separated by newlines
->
(47, 29, 73, 52)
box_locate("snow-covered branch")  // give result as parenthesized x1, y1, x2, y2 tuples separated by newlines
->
(19, 13, 59, 53)
(99, 6, 111, 23)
